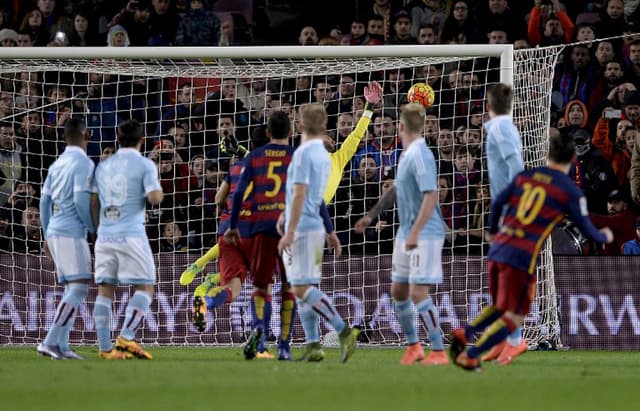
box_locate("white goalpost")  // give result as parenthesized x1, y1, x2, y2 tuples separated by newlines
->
(0, 45, 563, 348)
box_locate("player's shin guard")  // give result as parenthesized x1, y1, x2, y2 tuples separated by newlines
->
(303, 287, 345, 334)
(93, 295, 113, 352)
(120, 291, 152, 341)
(280, 292, 296, 344)
(416, 297, 444, 351)
(465, 306, 503, 340)
(296, 299, 320, 343)
(44, 283, 89, 351)
(506, 327, 523, 346)
(467, 316, 517, 359)
(394, 299, 418, 345)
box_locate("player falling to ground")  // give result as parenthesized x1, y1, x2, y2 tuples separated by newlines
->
(225, 111, 295, 360)
(450, 131, 613, 372)
(37, 118, 95, 360)
(482, 83, 526, 365)
(355, 103, 448, 366)
(91, 119, 164, 360)
(179, 81, 384, 289)
(277, 103, 360, 363)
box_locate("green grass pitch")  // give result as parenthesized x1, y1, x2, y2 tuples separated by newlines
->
(1, 347, 638, 411)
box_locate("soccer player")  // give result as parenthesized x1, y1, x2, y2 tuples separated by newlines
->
(92, 119, 164, 360)
(354, 103, 448, 366)
(450, 131, 613, 371)
(277, 103, 359, 363)
(226, 111, 295, 360)
(37, 118, 95, 360)
(179, 81, 383, 288)
(482, 83, 526, 365)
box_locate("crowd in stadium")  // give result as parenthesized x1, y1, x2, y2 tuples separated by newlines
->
(0, 0, 638, 256)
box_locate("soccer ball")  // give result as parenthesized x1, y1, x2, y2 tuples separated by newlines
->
(407, 82, 435, 108)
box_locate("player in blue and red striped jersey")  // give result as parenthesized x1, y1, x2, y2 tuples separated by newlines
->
(450, 130, 613, 371)
(226, 111, 295, 360)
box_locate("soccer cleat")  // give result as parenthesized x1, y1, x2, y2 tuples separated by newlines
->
(496, 339, 528, 366)
(194, 273, 222, 297)
(298, 342, 325, 362)
(243, 327, 263, 360)
(339, 327, 360, 363)
(448, 328, 467, 363)
(400, 343, 425, 365)
(180, 263, 203, 286)
(115, 335, 153, 360)
(61, 350, 85, 360)
(192, 296, 207, 332)
(37, 343, 65, 360)
(256, 350, 275, 359)
(481, 340, 507, 362)
(99, 349, 132, 360)
(454, 351, 481, 372)
(277, 343, 292, 361)
(422, 350, 449, 366)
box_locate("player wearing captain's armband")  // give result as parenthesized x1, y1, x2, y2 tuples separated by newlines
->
(179, 81, 383, 288)
(355, 103, 448, 366)
(277, 103, 360, 363)
(450, 131, 613, 372)
(37, 118, 95, 361)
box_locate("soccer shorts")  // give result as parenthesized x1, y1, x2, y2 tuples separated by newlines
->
(47, 235, 92, 284)
(391, 238, 444, 285)
(250, 233, 283, 289)
(282, 230, 324, 286)
(95, 236, 156, 285)
(218, 236, 252, 286)
(488, 260, 536, 315)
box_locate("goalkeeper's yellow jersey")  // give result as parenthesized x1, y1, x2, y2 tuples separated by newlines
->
(324, 109, 373, 204)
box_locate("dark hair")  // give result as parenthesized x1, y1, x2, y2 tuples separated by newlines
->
(0, 121, 14, 130)
(64, 117, 86, 144)
(549, 129, 576, 164)
(631, 39, 640, 48)
(268, 110, 291, 139)
(117, 119, 143, 148)
(251, 125, 269, 149)
(487, 83, 513, 115)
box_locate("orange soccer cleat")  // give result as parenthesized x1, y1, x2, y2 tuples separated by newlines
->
(400, 343, 425, 365)
(115, 335, 153, 360)
(454, 351, 481, 372)
(422, 350, 449, 366)
(496, 339, 528, 365)
(481, 340, 507, 362)
(448, 328, 467, 363)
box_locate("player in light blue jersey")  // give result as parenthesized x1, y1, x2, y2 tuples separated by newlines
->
(355, 104, 448, 366)
(482, 83, 527, 365)
(277, 103, 359, 363)
(37, 118, 95, 360)
(91, 119, 163, 360)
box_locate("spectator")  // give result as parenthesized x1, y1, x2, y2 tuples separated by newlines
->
(597, 0, 626, 38)
(348, 154, 380, 254)
(589, 60, 624, 114)
(564, 99, 588, 129)
(148, 0, 179, 46)
(478, 0, 520, 42)
(0, 122, 23, 206)
(156, 146, 198, 215)
(528, 0, 574, 47)
(114, 0, 153, 46)
(410, 0, 446, 38)
(36, 0, 71, 41)
(176, 0, 230, 46)
(86, 73, 121, 161)
(69, 9, 100, 46)
(189, 154, 205, 189)
(13, 205, 42, 255)
(435, 126, 454, 176)
(416, 23, 437, 45)
(19, 8, 47, 46)
(100, 144, 116, 162)
(487, 29, 508, 44)
(452, 146, 481, 204)
(355, 112, 402, 178)
(159, 219, 189, 252)
(364, 174, 397, 255)
(590, 189, 638, 255)
(593, 107, 632, 187)
(622, 218, 640, 255)
(16, 30, 34, 47)
(594, 41, 616, 68)
(161, 82, 197, 134)
(627, 40, 640, 87)
(390, 10, 415, 44)
(456, 180, 490, 255)
(623, 90, 640, 128)
(298, 25, 318, 45)
(366, 15, 385, 44)
(441, 1, 478, 45)
(106, 24, 130, 46)
(574, 22, 596, 42)
(557, 45, 594, 106)
(0, 28, 17, 46)
(0, 208, 12, 253)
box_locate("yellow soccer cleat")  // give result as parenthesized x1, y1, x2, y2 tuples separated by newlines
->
(115, 336, 153, 360)
(256, 351, 275, 359)
(99, 349, 132, 360)
(194, 273, 222, 297)
(180, 263, 204, 286)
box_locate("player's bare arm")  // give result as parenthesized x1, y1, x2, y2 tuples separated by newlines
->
(354, 186, 396, 233)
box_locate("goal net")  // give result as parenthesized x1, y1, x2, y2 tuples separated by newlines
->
(0, 45, 563, 348)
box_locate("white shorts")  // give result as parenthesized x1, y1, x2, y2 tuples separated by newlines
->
(47, 235, 92, 284)
(391, 238, 444, 285)
(282, 230, 325, 286)
(95, 236, 156, 285)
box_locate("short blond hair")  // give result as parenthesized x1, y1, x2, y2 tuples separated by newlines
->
(400, 103, 426, 134)
(300, 103, 328, 136)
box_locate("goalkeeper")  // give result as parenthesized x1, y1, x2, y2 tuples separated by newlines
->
(180, 80, 383, 290)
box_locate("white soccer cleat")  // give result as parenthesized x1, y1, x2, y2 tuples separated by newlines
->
(61, 350, 85, 360)
(37, 343, 65, 360)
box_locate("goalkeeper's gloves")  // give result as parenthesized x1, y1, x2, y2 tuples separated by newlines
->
(221, 134, 248, 159)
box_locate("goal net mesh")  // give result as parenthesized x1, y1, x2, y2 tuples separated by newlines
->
(0, 46, 563, 347)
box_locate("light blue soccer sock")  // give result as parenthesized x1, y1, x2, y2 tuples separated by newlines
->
(120, 291, 152, 341)
(303, 287, 345, 334)
(44, 283, 89, 350)
(394, 299, 418, 345)
(415, 297, 444, 351)
(506, 327, 523, 346)
(296, 298, 320, 343)
(93, 295, 113, 352)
